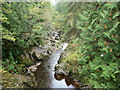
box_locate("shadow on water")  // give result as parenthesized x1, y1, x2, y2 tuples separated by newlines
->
(35, 48, 80, 88)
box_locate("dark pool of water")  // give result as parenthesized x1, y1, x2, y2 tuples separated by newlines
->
(35, 49, 80, 88)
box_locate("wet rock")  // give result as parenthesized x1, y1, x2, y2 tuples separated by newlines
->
(54, 73, 80, 88)
(47, 49, 52, 55)
(48, 31, 60, 41)
(47, 40, 52, 46)
(27, 62, 42, 75)
(55, 36, 60, 40)
(55, 69, 66, 75)
(32, 49, 50, 61)
(54, 73, 65, 80)
(28, 66, 37, 74)
(52, 43, 55, 46)
(32, 52, 43, 61)
(55, 64, 62, 68)
(55, 63, 69, 75)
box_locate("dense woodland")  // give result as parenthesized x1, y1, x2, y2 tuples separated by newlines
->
(1, 2, 120, 88)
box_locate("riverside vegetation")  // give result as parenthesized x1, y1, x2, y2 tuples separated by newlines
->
(1, 2, 120, 88)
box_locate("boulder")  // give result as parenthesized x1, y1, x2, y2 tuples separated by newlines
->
(27, 62, 42, 74)
(32, 52, 43, 61)
(55, 69, 66, 75)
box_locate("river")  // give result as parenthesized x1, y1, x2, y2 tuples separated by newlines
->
(34, 43, 80, 88)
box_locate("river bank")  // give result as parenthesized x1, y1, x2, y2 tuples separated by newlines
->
(2, 30, 91, 88)
(1, 31, 71, 88)
(2, 31, 62, 88)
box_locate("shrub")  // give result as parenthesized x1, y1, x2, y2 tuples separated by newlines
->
(2, 52, 26, 74)
(76, 2, 120, 88)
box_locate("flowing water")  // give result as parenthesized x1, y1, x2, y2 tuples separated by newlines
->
(35, 43, 80, 88)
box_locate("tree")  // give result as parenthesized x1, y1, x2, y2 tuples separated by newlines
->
(2, 2, 53, 73)
(57, 2, 120, 88)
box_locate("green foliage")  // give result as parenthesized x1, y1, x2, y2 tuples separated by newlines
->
(58, 2, 120, 88)
(20, 60, 33, 67)
(2, 52, 26, 74)
(2, 2, 53, 74)
(2, 2, 47, 47)
(75, 2, 120, 88)
(62, 52, 79, 63)
(2, 1, 120, 88)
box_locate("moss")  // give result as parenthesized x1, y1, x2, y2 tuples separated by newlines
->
(21, 60, 34, 67)
(62, 51, 79, 63)
(1, 68, 34, 88)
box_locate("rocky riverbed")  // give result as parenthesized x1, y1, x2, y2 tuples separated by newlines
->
(2, 31, 62, 88)
(2, 30, 91, 89)
(24, 31, 83, 88)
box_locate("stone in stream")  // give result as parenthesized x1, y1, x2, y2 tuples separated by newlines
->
(27, 62, 42, 75)
(32, 49, 50, 61)
(48, 31, 61, 41)
(55, 69, 65, 75)
(55, 36, 60, 40)
(54, 73, 80, 88)
(32, 52, 43, 61)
